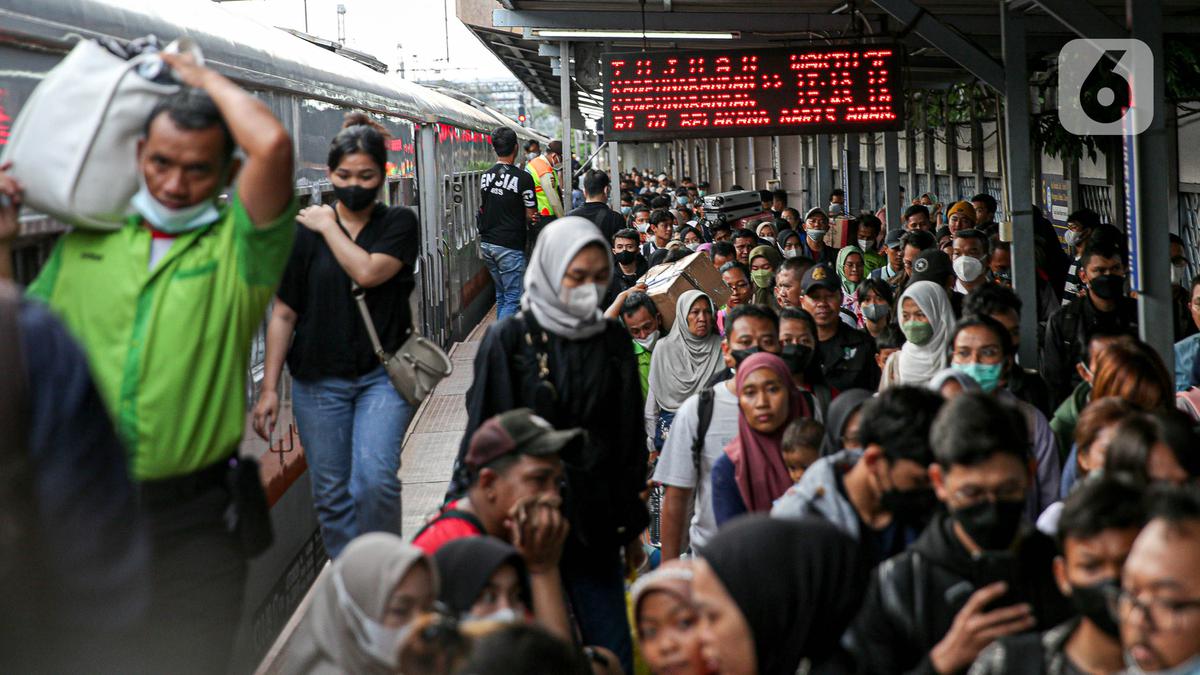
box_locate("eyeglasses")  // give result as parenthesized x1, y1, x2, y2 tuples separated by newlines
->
(843, 261, 865, 271)
(1106, 586, 1200, 633)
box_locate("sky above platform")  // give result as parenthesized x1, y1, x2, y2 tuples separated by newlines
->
(220, 0, 514, 82)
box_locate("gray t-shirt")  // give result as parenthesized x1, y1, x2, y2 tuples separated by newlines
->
(651, 383, 740, 550)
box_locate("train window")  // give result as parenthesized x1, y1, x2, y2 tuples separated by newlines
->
(388, 179, 400, 207)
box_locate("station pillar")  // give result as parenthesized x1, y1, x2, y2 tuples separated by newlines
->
(1000, 5, 1039, 367)
(883, 131, 901, 231)
(560, 41, 573, 213)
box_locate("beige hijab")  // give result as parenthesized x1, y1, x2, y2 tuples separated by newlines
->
(647, 290, 725, 412)
(281, 533, 436, 674)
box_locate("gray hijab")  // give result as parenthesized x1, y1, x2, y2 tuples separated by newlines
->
(282, 533, 435, 675)
(647, 289, 725, 412)
(520, 216, 612, 340)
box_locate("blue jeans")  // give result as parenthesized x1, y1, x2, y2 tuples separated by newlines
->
(480, 241, 525, 320)
(292, 367, 413, 559)
(563, 558, 635, 674)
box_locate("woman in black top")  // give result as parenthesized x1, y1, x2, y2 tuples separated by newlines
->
(253, 112, 419, 559)
(444, 215, 649, 674)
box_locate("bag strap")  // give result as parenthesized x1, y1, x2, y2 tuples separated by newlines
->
(412, 507, 487, 542)
(332, 206, 391, 364)
(691, 387, 715, 476)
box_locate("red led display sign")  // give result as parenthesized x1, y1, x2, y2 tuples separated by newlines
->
(602, 45, 905, 141)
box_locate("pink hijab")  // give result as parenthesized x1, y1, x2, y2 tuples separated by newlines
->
(724, 352, 809, 513)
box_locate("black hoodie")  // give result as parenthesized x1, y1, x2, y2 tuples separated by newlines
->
(851, 512, 1071, 675)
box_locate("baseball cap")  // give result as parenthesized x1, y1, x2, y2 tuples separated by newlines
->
(947, 201, 975, 221)
(803, 207, 828, 222)
(910, 249, 953, 285)
(884, 228, 906, 250)
(464, 408, 583, 472)
(801, 263, 841, 295)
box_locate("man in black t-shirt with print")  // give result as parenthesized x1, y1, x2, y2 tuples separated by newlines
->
(479, 127, 536, 319)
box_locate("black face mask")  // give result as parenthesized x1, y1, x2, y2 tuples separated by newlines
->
(731, 346, 762, 367)
(614, 250, 638, 266)
(334, 184, 377, 211)
(1088, 273, 1126, 301)
(880, 486, 939, 527)
(952, 499, 1025, 551)
(1070, 578, 1120, 638)
(779, 343, 814, 375)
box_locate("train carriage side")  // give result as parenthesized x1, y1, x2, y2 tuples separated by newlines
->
(0, 0, 544, 668)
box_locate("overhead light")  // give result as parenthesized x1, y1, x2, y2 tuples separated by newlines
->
(531, 29, 736, 40)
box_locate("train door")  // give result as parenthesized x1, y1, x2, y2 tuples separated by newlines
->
(416, 123, 449, 347)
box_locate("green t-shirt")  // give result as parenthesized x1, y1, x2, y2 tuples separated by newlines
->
(634, 340, 652, 399)
(28, 194, 297, 480)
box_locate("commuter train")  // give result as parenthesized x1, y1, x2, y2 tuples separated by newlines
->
(0, 0, 546, 667)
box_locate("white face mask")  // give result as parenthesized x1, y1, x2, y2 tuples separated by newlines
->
(761, 235, 776, 245)
(1171, 261, 1187, 285)
(560, 283, 603, 319)
(953, 255, 985, 283)
(131, 176, 221, 234)
(466, 606, 521, 626)
(636, 221, 650, 234)
(633, 332, 659, 351)
(1064, 229, 1080, 248)
(857, 238, 875, 251)
(783, 248, 801, 259)
(527, 152, 538, 161)
(332, 571, 412, 669)
(685, 242, 699, 252)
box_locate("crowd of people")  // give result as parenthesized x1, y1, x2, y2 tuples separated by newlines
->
(3, 51, 1200, 675)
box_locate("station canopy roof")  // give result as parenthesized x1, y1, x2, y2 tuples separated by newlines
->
(457, 0, 1200, 122)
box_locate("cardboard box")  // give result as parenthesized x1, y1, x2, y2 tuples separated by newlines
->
(825, 215, 854, 248)
(638, 251, 732, 331)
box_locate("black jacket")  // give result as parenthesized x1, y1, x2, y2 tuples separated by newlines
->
(1041, 294, 1138, 405)
(568, 201, 626, 243)
(851, 513, 1071, 675)
(446, 312, 649, 569)
(603, 255, 650, 309)
(819, 323, 880, 393)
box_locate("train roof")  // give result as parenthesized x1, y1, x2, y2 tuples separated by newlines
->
(0, 0, 547, 138)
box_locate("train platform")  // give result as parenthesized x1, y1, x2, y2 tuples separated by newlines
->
(397, 307, 495, 535)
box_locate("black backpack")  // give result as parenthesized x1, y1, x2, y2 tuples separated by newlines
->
(691, 387, 715, 476)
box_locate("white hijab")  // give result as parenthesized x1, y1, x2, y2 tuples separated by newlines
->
(521, 216, 612, 340)
(647, 289, 725, 412)
(896, 280, 955, 387)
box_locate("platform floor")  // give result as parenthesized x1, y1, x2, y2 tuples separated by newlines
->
(396, 307, 494, 536)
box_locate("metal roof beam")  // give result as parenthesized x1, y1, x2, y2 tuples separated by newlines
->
(1025, 0, 1125, 41)
(870, 0, 1005, 91)
(493, 9, 877, 33)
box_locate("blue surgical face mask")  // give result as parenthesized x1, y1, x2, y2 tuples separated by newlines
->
(677, 196, 689, 206)
(621, 205, 633, 216)
(131, 176, 222, 234)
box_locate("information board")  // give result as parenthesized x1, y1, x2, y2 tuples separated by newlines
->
(602, 45, 905, 142)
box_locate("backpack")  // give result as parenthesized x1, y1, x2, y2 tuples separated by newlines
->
(691, 387, 715, 476)
(1177, 387, 1200, 422)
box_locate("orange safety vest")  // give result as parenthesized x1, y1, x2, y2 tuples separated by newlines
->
(526, 155, 559, 216)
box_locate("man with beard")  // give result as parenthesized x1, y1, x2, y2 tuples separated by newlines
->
(772, 387, 944, 567)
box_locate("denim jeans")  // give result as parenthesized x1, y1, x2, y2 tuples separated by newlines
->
(292, 366, 413, 558)
(562, 557, 635, 675)
(480, 241, 526, 320)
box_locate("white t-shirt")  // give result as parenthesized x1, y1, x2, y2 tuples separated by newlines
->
(651, 382, 740, 550)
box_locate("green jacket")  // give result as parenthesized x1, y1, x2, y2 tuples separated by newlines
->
(1049, 381, 1091, 465)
